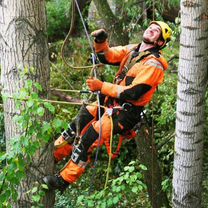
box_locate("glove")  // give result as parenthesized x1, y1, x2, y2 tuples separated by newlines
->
(91, 29, 108, 43)
(86, 78, 103, 92)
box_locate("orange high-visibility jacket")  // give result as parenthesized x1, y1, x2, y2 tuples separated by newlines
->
(94, 41, 168, 107)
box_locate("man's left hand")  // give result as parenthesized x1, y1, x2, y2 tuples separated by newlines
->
(86, 78, 103, 92)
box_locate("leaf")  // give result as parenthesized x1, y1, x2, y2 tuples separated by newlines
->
(42, 122, 51, 133)
(32, 195, 41, 202)
(31, 92, 39, 99)
(77, 195, 84, 204)
(37, 107, 45, 117)
(26, 80, 33, 89)
(87, 200, 94, 207)
(124, 166, 129, 171)
(129, 161, 136, 165)
(112, 196, 119, 204)
(138, 184, 144, 191)
(44, 102, 55, 113)
(34, 83, 42, 92)
(139, 164, 147, 170)
(131, 186, 138, 193)
(41, 184, 49, 190)
(52, 118, 64, 129)
(31, 187, 38, 193)
(26, 100, 34, 108)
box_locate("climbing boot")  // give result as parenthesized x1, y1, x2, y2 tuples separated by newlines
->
(43, 175, 69, 192)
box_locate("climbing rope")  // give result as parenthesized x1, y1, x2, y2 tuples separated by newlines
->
(104, 114, 113, 189)
(68, 0, 106, 191)
(61, 0, 101, 69)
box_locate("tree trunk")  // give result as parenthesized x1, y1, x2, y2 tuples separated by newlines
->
(69, 0, 92, 37)
(135, 124, 170, 208)
(0, 0, 55, 207)
(92, 0, 129, 45)
(172, 0, 208, 207)
(162, 0, 179, 22)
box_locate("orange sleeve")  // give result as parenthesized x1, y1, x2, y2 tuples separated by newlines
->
(94, 41, 137, 65)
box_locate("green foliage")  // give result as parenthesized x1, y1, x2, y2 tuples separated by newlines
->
(76, 161, 148, 208)
(167, 0, 180, 7)
(46, 0, 71, 41)
(0, 79, 67, 207)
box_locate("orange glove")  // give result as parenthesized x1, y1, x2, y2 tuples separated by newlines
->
(86, 78, 103, 92)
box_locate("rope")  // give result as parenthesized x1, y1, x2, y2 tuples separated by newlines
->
(74, 0, 94, 54)
(51, 88, 90, 94)
(4, 95, 107, 109)
(61, 0, 75, 68)
(71, 0, 105, 191)
(104, 115, 113, 189)
(61, 0, 98, 69)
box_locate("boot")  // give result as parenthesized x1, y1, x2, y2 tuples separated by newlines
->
(43, 175, 69, 192)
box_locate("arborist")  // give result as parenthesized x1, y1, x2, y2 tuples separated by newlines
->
(43, 21, 172, 191)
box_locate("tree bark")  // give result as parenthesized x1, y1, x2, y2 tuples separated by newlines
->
(135, 123, 170, 208)
(0, 0, 55, 207)
(172, 0, 208, 207)
(92, 0, 129, 45)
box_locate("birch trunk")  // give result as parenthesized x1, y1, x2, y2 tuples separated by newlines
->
(0, 0, 55, 207)
(172, 0, 208, 207)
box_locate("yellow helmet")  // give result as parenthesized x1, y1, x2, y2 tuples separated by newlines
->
(150, 21, 172, 47)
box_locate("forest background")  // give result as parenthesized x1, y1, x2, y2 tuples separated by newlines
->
(0, 0, 208, 207)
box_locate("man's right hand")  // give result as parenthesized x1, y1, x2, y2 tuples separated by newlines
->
(91, 29, 108, 43)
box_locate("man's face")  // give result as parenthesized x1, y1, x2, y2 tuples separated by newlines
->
(143, 24, 162, 44)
